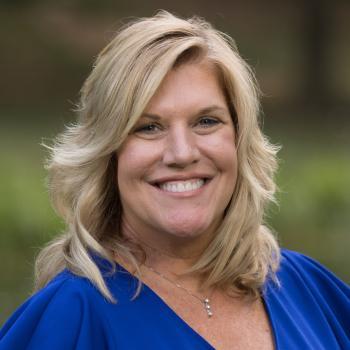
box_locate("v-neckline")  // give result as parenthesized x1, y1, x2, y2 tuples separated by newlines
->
(115, 263, 279, 350)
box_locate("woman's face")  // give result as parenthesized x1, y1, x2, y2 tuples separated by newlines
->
(117, 60, 237, 246)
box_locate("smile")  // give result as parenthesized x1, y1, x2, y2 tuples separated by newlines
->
(158, 179, 205, 193)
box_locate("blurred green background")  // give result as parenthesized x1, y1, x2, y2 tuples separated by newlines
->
(1, 0, 349, 324)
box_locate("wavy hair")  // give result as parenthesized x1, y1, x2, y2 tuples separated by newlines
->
(35, 11, 280, 301)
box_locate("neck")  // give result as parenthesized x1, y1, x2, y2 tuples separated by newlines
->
(119, 217, 212, 277)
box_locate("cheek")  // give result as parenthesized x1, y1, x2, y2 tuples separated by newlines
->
(220, 131, 237, 165)
(117, 140, 160, 184)
(201, 131, 237, 171)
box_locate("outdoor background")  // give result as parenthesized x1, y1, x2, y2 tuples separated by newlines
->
(1, 0, 349, 324)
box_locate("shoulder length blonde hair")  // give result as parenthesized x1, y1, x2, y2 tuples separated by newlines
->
(35, 11, 280, 301)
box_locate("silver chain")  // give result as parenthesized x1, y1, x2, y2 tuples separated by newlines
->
(143, 264, 214, 318)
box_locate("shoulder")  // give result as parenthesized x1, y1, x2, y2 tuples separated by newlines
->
(0, 270, 114, 350)
(278, 249, 350, 297)
(264, 249, 350, 348)
(270, 249, 349, 341)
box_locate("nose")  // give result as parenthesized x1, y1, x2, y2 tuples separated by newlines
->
(163, 126, 200, 168)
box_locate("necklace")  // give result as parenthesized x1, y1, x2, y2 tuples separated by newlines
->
(144, 264, 214, 318)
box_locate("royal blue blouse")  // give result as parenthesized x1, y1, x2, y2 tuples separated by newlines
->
(0, 249, 349, 349)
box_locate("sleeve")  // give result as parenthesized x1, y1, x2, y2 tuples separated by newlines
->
(283, 250, 350, 342)
(0, 276, 111, 350)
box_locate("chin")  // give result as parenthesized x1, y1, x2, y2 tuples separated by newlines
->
(161, 218, 214, 239)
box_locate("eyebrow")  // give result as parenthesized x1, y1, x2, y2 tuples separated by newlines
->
(141, 105, 230, 120)
(197, 105, 229, 116)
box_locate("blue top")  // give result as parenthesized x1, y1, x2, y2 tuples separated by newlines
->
(0, 249, 349, 349)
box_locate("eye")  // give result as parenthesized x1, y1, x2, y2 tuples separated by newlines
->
(134, 123, 162, 134)
(196, 117, 221, 128)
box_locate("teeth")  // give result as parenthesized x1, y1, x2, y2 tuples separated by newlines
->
(159, 179, 205, 193)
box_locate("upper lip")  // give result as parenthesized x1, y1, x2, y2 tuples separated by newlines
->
(148, 174, 214, 186)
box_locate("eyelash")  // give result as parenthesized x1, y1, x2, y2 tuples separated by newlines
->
(133, 116, 222, 135)
(134, 123, 162, 134)
(196, 117, 221, 128)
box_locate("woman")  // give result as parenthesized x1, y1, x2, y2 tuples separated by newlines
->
(0, 11, 348, 350)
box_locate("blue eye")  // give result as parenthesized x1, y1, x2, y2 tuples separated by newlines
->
(134, 123, 161, 134)
(197, 117, 220, 128)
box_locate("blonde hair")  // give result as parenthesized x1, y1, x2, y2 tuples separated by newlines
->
(35, 11, 280, 301)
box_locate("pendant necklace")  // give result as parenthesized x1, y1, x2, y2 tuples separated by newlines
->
(144, 264, 214, 318)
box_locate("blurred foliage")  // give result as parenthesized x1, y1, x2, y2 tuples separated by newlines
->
(1, 0, 349, 326)
(1, 113, 349, 325)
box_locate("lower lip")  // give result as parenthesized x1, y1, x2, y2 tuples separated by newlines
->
(151, 179, 211, 197)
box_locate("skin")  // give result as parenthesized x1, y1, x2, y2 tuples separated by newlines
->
(117, 60, 237, 260)
(116, 60, 274, 349)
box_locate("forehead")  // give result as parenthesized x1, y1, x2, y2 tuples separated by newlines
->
(143, 60, 228, 117)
